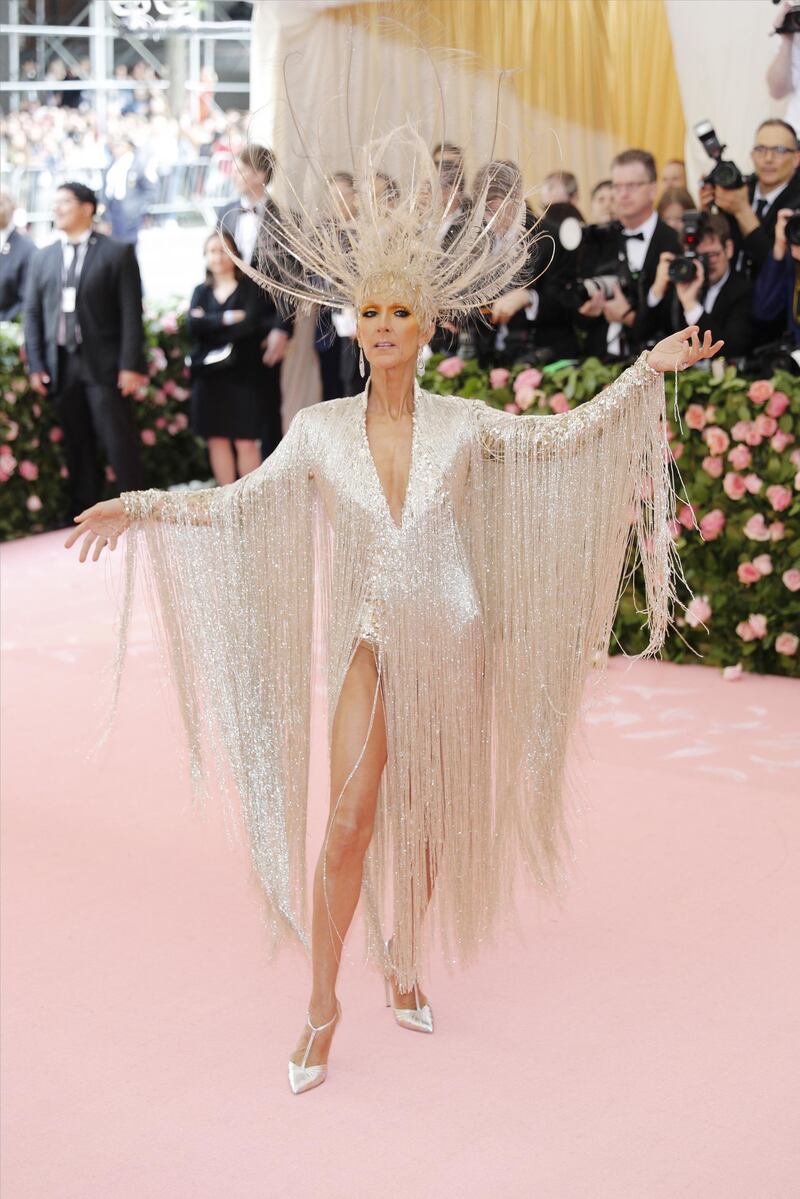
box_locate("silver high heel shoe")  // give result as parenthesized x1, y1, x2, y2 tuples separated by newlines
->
(287, 1001, 342, 1094)
(383, 941, 434, 1034)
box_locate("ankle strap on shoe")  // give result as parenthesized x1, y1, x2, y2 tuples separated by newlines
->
(306, 1005, 338, 1034)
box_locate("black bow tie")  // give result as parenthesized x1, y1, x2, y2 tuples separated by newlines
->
(623, 231, 645, 241)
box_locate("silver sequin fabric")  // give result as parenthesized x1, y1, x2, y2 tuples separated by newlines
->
(116, 352, 678, 990)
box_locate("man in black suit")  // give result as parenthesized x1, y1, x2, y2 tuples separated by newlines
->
(0, 193, 34, 321)
(704, 118, 800, 279)
(577, 148, 680, 360)
(218, 144, 293, 458)
(647, 214, 753, 360)
(23, 181, 147, 519)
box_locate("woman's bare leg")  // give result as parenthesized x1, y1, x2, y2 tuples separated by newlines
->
(207, 437, 236, 485)
(233, 438, 261, 477)
(290, 642, 387, 1070)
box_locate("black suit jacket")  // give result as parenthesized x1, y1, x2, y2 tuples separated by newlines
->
(0, 228, 34, 320)
(217, 199, 294, 337)
(23, 231, 146, 389)
(666, 270, 753, 360)
(581, 217, 680, 359)
(737, 171, 800, 276)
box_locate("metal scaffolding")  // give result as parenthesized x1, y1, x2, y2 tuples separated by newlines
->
(0, 0, 252, 128)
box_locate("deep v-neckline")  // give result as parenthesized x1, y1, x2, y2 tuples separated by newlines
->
(361, 383, 418, 531)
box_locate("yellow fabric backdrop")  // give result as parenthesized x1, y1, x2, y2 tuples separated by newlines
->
(328, 0, 685, 192)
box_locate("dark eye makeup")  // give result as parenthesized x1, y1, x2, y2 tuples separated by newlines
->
(360, 306, 412, 318)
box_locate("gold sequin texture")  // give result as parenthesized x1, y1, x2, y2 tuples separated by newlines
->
(115, 352, 681, 992)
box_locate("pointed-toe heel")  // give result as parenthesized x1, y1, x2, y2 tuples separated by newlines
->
(383, 943, 434, 1034)
(287, 1001, 342, 1094)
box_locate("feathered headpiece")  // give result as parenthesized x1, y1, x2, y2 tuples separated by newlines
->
(234, 41, 547, 328)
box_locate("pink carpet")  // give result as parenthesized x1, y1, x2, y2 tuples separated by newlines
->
(2, 529, 799, 1199)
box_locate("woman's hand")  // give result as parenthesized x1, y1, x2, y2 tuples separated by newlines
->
(646, 326, 723, 374)
(64, 498, 129, 562)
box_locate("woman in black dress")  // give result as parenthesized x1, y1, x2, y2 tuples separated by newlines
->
(188, 229, 275, 485)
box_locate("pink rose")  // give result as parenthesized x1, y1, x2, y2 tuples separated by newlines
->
(678, 503, 695, 530)
(151, 390, 167, 406)
(514, 367, 543, 393)
(723, 472, 746, 500)
(4, 421, 19, 442)
(504, 402, 520, 414)
(704, 426, 730, 455)
(782, 568, 800, 592)
(685, 403, 707, 430)
(796, 471, 800, 490)
(25, 494, 42, 512)
(766, 484, 792, 512)
(173, 412, 188, 430)
(745, 426, 763, 447)
(727, 444, 751, 470)
(776, 633, 799, 656)
(155, 416, 167, 429)
(0, 454, 17, 482)
(702, 455, 724, 478)
(48, 426, 64, 443)
(755, 414, 778, 437)
(140, 428, 157, 445)
(747, 379, 774, 405)
(148, 347, 168, 374)
(668, 519, 681, 539)
(769, 521, 785, 541)
(771, 430, 795, 453)
(743, 473, 763, 495)
(160, 314, 178, 334)
(737, 561, 762, 585)
(753, 553, 773, 576)
(749, 613, 768, 638)
(489, 368, 510, 390)
(105, 465, 116, 482)
(437, 356, 463, 378)
(59, 466, 69, 479)
(671, 441, 684, 461)
(515, 384, 536, 411)
(722, 664, 743, 682)
(549, 392, 570, 414)
(791, 448, 800, 468)
(743, 513, 770, 542)
(18, 460, 38, 481)
(699, 508, 725, 540)
(162, 379, 176, 396)
(685, 595, 711, 628)
(766, 391, 790, 418)
(731, 421, 751, 443)
(172, 385, 190, 402)
(736, 620, 756, 641)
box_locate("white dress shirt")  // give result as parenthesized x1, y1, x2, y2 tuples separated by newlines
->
(57, 227, 92, 346)
(235, 201, 261, 267)
(607, 209, 658, 355)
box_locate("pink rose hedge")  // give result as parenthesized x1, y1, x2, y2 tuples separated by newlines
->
(0, 308, 209, 541)
(423, 353, 799, 678)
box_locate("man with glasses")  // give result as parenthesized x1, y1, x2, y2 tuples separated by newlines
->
(704, 119, 800, 277)
(647, 213, 753, 360)
(578, 148, 679, 359)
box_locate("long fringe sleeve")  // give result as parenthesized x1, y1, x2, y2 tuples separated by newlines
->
(115, 409, 316, 951)
(466, 352, 683, 896)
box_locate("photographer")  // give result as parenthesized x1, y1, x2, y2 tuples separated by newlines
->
(578, 148, 679, 359)
(753, 206, 800, 346)
(766, 2, 800, 136)
(648, 213, 753, 359)
(701, 119, 800, 276)
(469, 161, 579, 366)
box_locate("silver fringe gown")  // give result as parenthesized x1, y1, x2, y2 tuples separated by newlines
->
(118, 352, 678, 990)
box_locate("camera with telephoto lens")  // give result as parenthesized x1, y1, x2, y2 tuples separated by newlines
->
(668, 210, 709, 283)
(561, 220, 636, 310)
(694, 120, 746, 190)
(784, 209, 800, 245)
(773, 0, 800, 35)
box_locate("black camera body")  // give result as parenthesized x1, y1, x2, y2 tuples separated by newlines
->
(667, 210, 710, 284)
(774, 0, 800, 35)
(785, 210, 800, 245)
(694, 120, 747, 191)
(563, 220, 637, 310)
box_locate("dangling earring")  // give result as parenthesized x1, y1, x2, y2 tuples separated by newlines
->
(416, 346, 425, 377)
(358, 343, 365, 379)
